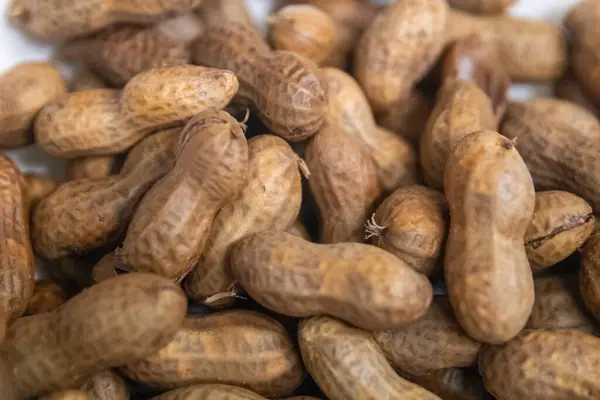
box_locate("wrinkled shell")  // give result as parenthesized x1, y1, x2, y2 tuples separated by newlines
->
(153, 384, 266, 400)
(123, 311, 304, 397)
(33, 128, 179, 260)
(580, 232, 600, 322)
(231, 231, 433, 331)
(192, 22, 327, 142)
(184, 135, 302, 305)
(26, 282, 66, 315)
(376, 90, 433, 146)
(367, 185, 447, 276)
(80, 370, 129, 400)
(0, 273, 187, 398)
(355, 0, 448, 112)
(400, 368, 486, 400)
(373, 297, 481, 375)
(524, 191, 595, 270)
(479, 329, 600, 399)
(299, 316, 441, 400)
(447, 0, 515, 14)
(36, 66, 239, 157)
(501, 98, 600, 212)
(67, 155, 122, 181)
(21, 173, 58, 207)
(0, 62, 67, 148)
(118, 110, 248, 280)
(8, 0, 204, 40)
(444, 131, 535, 344)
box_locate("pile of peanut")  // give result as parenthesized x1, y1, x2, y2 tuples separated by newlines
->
(1, 0, 600, 399)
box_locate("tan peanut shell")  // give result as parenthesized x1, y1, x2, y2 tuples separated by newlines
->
(70, 68, 108, 92)
(22, 173, 58, 207)
(501, 98, 600, 212)
(580, 232, 600, 322)
(0, 155, 35, 342)
(373, 297, 481, 375)
(286, 219, 311, 240)
(62, 25, 190, 87)
(33, 127, 179, 260)
(8, 0, 204, 41)
(354, 0, 448, 112)
(479, 329, 600, 399)
(80, 370, 129, 400)
(153, 384, 267, 400)
(118, 110, 248, 280)
(299, 316, 441, 400)
(554, 70, 598, 114)
(192, 22, 327, 142)
(446, 10, 567, 81)
(323, 68, 419, 192)
(41, 390, 92, 400)
(67, 155, 122, 181)
(525, 191, 595, 270)
(268, 5, 336, 66)
(375, 90, 433, 147)
(366, 185, 447, 276)
(444, 131, 535, 344)
(400, 368, 486, 400)
(231, 231, 433, 331)
(92, 253, 118, 284)
(526, 275, 597, 333)
(447, 0, 515, 14)
(123, 311, 304, 397)
(26, 282, 67, 315)
(0, 273, 187, 398)
(198, 0, 255, 28)
(36, 66, 239, 157)
(184, 134, 303, 306)
(0, 62, 67, 148)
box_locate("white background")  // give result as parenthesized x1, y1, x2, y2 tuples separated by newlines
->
(0, 0, 584, 177)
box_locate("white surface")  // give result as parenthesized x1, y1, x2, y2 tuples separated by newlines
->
(0, 0, 584, 177)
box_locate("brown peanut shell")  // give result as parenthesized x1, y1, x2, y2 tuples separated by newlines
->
(67, 155, 123, 181)
(400, 368, 486, 400)
(375, 90, 433, 147)
(153, 385, 266, 400)
(447, 0, 515, 14)
(70, 68, 108, 92)
(41, 390, 92, 400)
(198, 0, 255, 28)
(21, 173, 58, 208)
(26, 282, 66, 315)
(286, 219, 311, 240)
(554, 70, 598, 114)
(91, 253, 119, 284)
(80, 369, 130, 400)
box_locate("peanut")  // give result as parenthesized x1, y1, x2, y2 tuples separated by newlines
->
(122, 311, 304, 397)
(445, 130, 535, 344)
(554, 70, 598, 114)
(80, 370, 129, 400)
(61, 25, 190, 87)
(117, 110, 248, 281)
(299, 316, 441, 400)
(526, 275, 597, 333)
(0, 357, 16, 400)
(70, 68, 108, 92)
(0, 155, 35, 342)
(500, 98, 600, 212)
(191, 22, 327, 142)
(183, 135, 304, 306)
(91, 253, 118, 284)
(447, 10, 567, 81)
(580, 232, 600, 322)
(375, 90, 433, 147)
(366, 185, 447, 276)
(479, 329, 600, 399)
(35, 65, 238, 157)
(525, 191, 595, 270)
(354, 0, 448, 112)
(373, 297, 481, 376)
(0, 273, 187, 398)
(0, 62, 67, 148)
(156, 12, 205, 44)
(26, 282, 67, 315)
(33, 127, 179, 260)
(198, 0, 256, 28)
(67, 155, 123, 181)
(230, 231, 433, 331)
(399, 368, 486, 400)
(8, 0, 203, 41)
(153, 385, 267, 400)
(41, 390, 92, 400)
(447, 0, 515, 14)
(21, 173, 58, 208)
(286, 218, 311, 240)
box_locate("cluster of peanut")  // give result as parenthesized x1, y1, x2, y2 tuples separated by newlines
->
(0, 0, 600, 399)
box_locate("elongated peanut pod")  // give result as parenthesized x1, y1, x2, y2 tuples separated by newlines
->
(153, 385, 267, 400)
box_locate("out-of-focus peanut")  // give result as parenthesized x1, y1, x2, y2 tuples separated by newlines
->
(91, 253, 118, 284)
(67, 155, 123, 181)
(198, 0, 255, 28)
(69, 68, 108, 92)
(554, 70, 598, 114)
(375, 90, 433, 147)
(21, 173, 58, 208)
(25, 282, 66, 315)
(447, 0, 515, 14)
(399, 368, 486, 400)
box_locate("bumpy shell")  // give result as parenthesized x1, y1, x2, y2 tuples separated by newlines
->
(354, 0, 448, 112)
(524, 191, 595, 270)
(479, 329, 600, 399)
(500, 98, 600, 212)
(444, 131, 535, 344)
(25, 282, 66, 316)
(230, 231, 433, 331)
(192, 22, 327, 142)
(80, 370, 129, 400)
(118, 110, 248, 280)
(580, 232, 600, 322)
(153, 385, 267, 400)
(122, 311, 304, 397)
(33, 128, 179, 260)
(184, 135, 303, 305)
(0, 62, 67, 148)
(0, 273, 187, 398)
(299, 316, 442, 400)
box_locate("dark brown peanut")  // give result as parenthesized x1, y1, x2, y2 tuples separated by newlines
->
(91, 253, 118, 284)
(0, 273, 187, 398)
(117, 110, 248, 281)
(400, 368, 486, 400)
(479, 329, 600, 399)
(231, 231, 433, 331)
(21, 173, 58, 208)
(525, 191, 595, 270)
(33, 127, 179, 260)
(123, 311, 304, 397)
(67, 155, 123, 181)
(445, 131, 535, 344)
(80, 369, 129, 400)
(26, 282, 67, 315)
(153, 384, 267, 400)
(366, 185, 447, 276)
(184, 135, 303, 306)
(554, 70, 598, 114)
(580, 232, 600, 322)
(299, 316, 442, 400)
(50, 257, 95, 295)
(192, 22, 327, 142)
